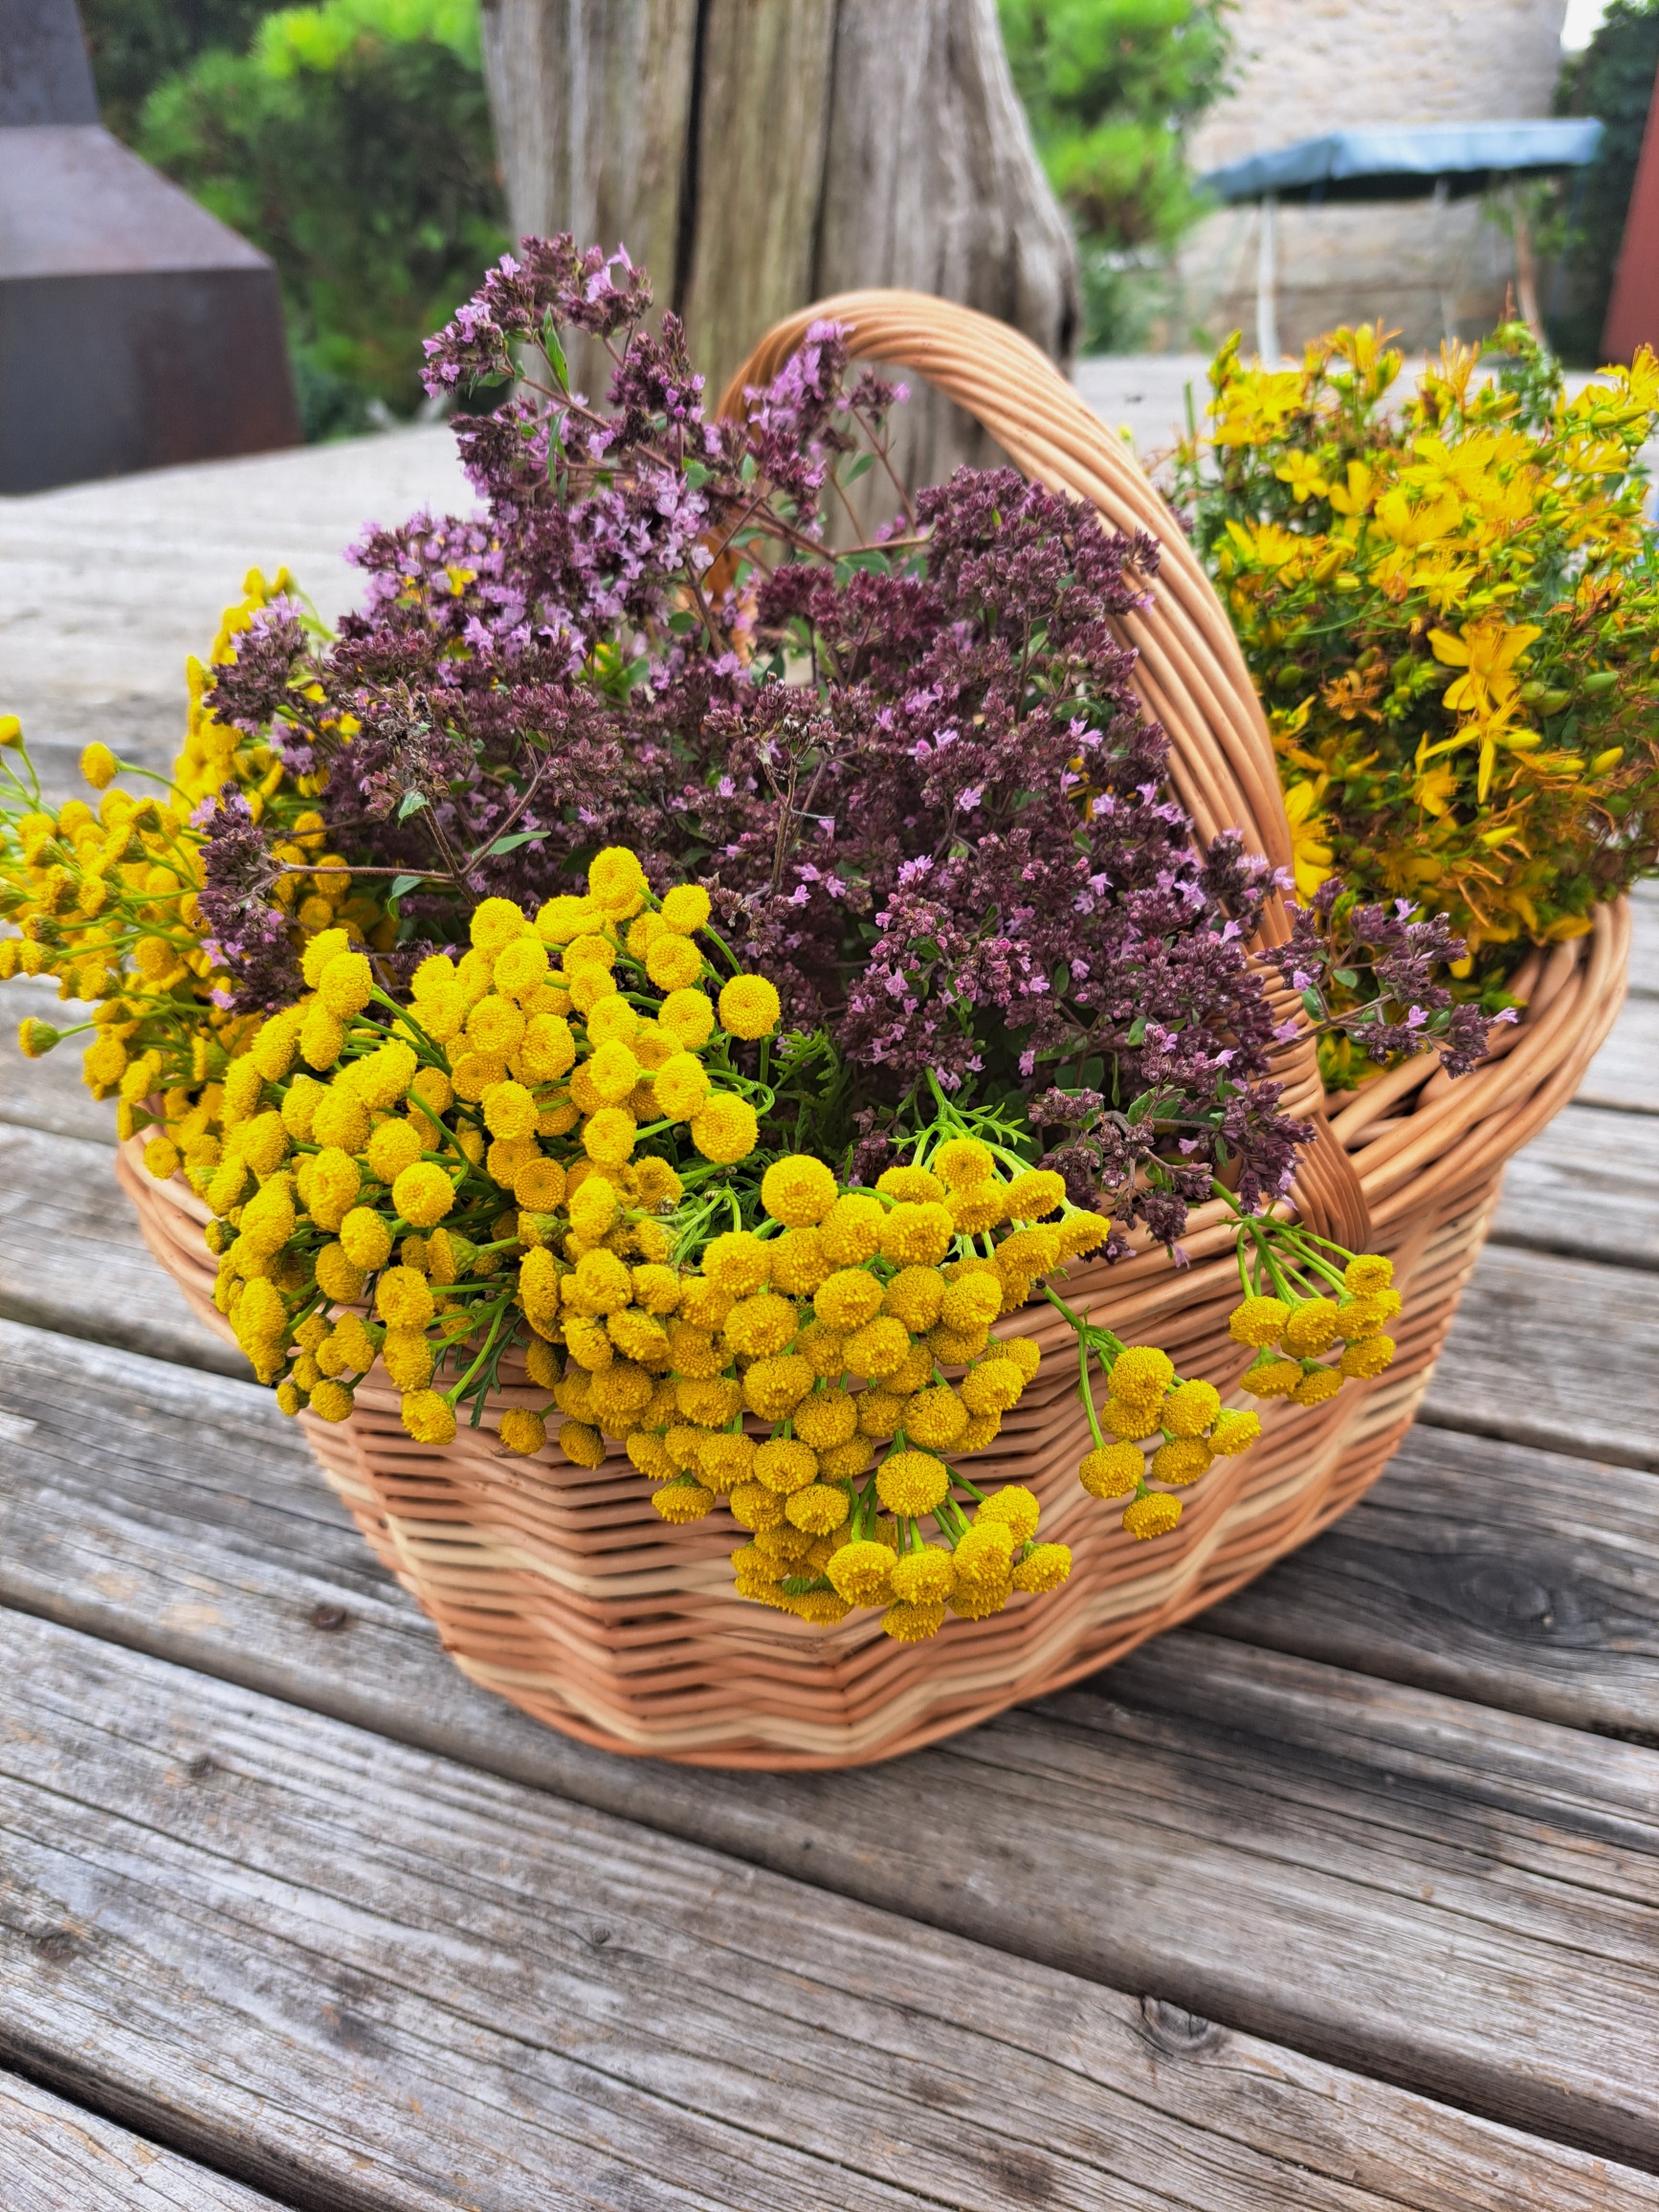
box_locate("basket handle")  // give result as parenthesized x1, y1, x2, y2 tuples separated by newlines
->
(719, 292, 1370, 1250)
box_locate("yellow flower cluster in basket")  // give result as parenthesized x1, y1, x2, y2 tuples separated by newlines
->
(1174, 324, 1659, 981)
(1, 573, 372, 1137)
(151, 833, 1344, 1638)
(1231, 1253, 1400, 1401)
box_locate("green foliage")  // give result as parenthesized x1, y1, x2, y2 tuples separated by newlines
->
(999, 0, 1232, 350)
(87, 0, 507, 437)
(1548, 1, 1659, 364)
(79, 0, 282, 140)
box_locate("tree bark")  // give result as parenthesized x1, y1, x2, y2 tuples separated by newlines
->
(478, 0, 1078, 490)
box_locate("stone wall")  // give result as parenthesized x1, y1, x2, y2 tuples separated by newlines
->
(1173, 0, 1569, 355)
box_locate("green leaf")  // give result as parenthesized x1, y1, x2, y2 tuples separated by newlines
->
(1332, 966, 1360, 989)
(489, 830, 549, 857)
(397, 788, 427, 819)
(1300, 987, 1324, 1018)
(389, 874, 425, 901)
(1125, 1015, 1147, 1046)
(834, 548, 892, 579)
(843, 451, 874, 484)
(683, 460, 711, 490)
(543, 318, 569, 394)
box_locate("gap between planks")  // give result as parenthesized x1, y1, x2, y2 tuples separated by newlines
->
(0, 2068, 288, 2212)
(3, 1320, 1659, 2184)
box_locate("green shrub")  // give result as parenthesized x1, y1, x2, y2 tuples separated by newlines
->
(1548, 1, 1659, 364)
(93, 0, 507, 436)
(999, 0, 1232, 350)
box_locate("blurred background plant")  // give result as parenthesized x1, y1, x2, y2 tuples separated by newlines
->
(1542, 0, 1659, 363)
(998, 0, 1233, 350)
(81, 0, 508, 439)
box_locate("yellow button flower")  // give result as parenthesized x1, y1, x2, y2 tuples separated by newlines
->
(718, 973, 781, 1039)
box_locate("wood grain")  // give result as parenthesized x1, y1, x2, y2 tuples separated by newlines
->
(0, 1123, 247, 1377)
(477, 0, 1079, 462)
(1626, 875, 1657, 995)
(6, 1322, 1659, 2173)
(0, 977, 109, 1143)
(1, 1604, 1649, 2212)
(1491, 1101, 1659, 1269)
(0, 2071, 284, 2211)
(1204, 1421, 1659, 1740)
(1419, 1243, 1659, 1471)
(1574, 993, 1658, 1113)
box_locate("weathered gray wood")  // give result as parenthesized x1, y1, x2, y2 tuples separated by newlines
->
(676, 1, 839, 409)
(1575, 993, 1659, 1114)
(476, 0, 697, 406)
(1420, 1243, 1659, 1471)
(0, 2071, 285, 2211)
(1204, 1421, 1659, 1740)
(0, 978, 110, 1142)
(10, 1611, 1637, 2212)
(6, 1325, 1659, 2175)
(808, 0, 1082, 513)
(0, 1123, 247, 1377)
(479, 0, 1079, 434)
(1491, 1100, 1659, 1269)
(0, 427, 469, 798)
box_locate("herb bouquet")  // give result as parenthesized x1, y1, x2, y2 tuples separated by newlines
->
(0, 254, 1623, 1765)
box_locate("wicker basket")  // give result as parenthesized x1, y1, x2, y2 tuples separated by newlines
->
(119, 295, 1630, 1768)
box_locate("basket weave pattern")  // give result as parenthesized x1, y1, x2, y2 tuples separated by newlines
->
(119, 297, 1630, 1767)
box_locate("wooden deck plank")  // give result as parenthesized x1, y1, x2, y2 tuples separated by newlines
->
(0, 1123, 248, 1378)
(1628, 878, 1659, 994)
(0, 979, 109, 1145)
(1574, 994, 1659, 1114)
(0, 2071, 286, 2211)
(1491, 1102, 1659, 1270)
(1418, 1245, 1659, 1471)
(1204, 1422, 1659, 1739)
(10, 1610, 1634, 2212)
(4, 1327, 1659, 2174)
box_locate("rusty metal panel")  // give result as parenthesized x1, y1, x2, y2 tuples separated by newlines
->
(0, 124, 301, 488)
(0, 264, 300, 491)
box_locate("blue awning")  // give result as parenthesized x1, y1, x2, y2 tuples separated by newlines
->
(1200, 120, 1605, 205)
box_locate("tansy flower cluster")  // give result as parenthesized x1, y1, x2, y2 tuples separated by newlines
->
(1173, 321, 1659, 993)
(1055, 1206, 1401, 1539)
(1228, 1231, 1400, 1412)
(185, 847, 782, 1428)
(598, 1139, 1116, 1640)
(0, 572, 384, 1148)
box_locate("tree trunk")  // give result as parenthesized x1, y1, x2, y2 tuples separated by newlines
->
(477, 0, 1079, 497)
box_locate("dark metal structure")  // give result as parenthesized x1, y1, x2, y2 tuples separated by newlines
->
(0, 0, 301, 493)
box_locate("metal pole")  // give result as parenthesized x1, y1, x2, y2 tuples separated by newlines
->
(1256, 190, 1279, 362)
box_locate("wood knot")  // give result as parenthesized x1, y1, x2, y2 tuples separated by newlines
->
(1139, 1995, 1227, 2055)
(308, 1604, 350, 1632)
